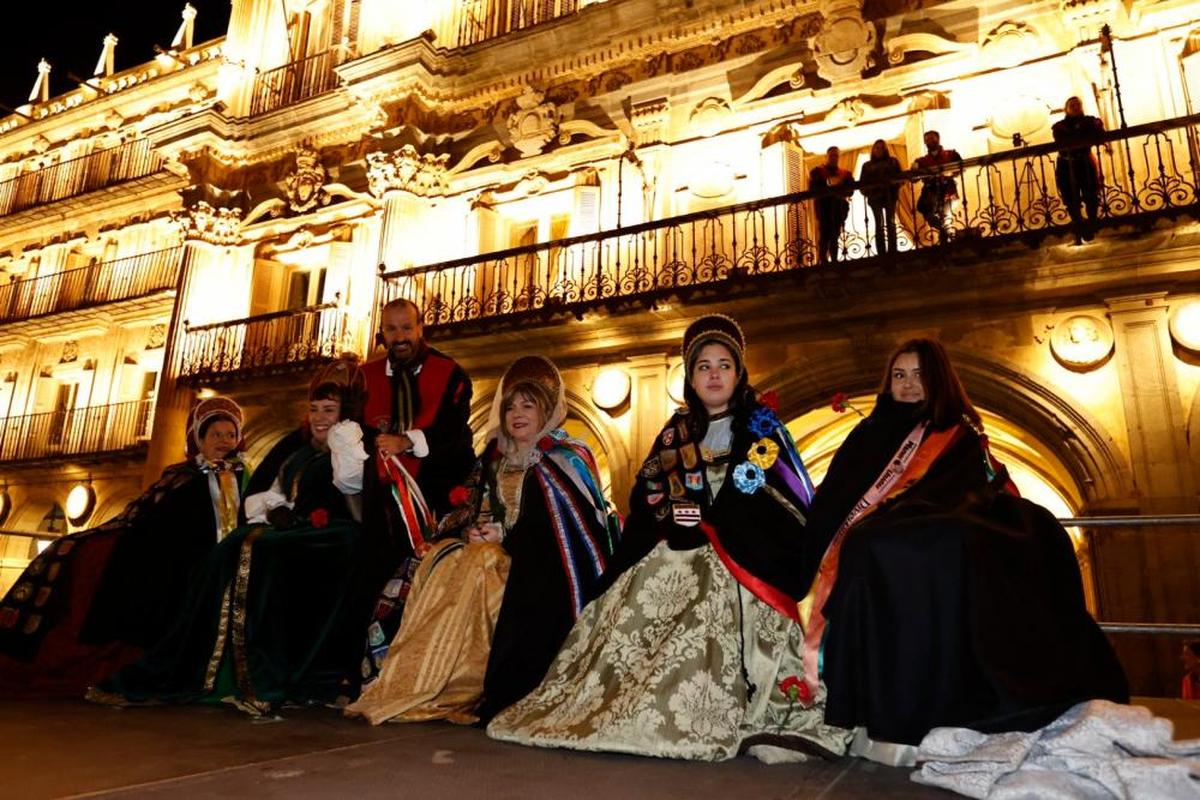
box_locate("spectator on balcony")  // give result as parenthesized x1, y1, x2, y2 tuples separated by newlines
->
(356, 298, 476, 687)
(489, 315, 852, 762)
(1052, 96, 1106, 244)
(1183, 641, 1200, 700)
(810, 146, 854, 263)
(346, 355, 617, 726)
(859, 139, 902, 256)
(90, 359, 375, 715)
(799, 338, 1128, 765)
(0, 397, 247, 698)
(913, 131, 962, 242)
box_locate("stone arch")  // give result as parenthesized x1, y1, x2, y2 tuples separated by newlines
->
(756, 345, 1132, 507)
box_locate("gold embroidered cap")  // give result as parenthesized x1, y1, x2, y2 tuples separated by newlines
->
(187, 396, 244, 458)
(501, 355, 562, 400)
(682, 314, 746, 374)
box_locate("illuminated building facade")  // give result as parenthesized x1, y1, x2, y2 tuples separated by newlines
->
(0, 0, 1198, 693)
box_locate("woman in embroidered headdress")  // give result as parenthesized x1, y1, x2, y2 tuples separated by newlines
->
(488, 316, 851, 762)
(801, 338, 1127, 763)
(346, 355, 617, 725)
(0, 396, 247, 697)
(91, 358, 374, 714)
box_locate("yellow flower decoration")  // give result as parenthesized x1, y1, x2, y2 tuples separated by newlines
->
(747, 437, 779, 470)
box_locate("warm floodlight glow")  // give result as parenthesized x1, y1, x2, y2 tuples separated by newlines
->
(65, 483, 95, 525)
(591, 367, 631, 411)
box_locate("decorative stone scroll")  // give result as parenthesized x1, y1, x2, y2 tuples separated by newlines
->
(366, 145, 451, 198)
(506, 87, 561, 158)
(173, 201, 244, 246)
(812, 0, 877, 82)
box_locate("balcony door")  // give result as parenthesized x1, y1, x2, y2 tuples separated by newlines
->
(47, 382, 78, 448)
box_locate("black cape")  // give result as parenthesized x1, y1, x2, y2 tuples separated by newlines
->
(811, 395, 1128, 744)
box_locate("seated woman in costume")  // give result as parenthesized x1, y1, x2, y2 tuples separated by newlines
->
(0, 397, 246, 697)
(488, 316, 851, 762)
(801, 338, 1128, 762)
(346, 355, 616, 725)
(91, 359, 374, 715)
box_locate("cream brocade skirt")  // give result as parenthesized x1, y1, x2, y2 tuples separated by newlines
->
(345, 539, 510, 725)
(487, 542, 852, 762)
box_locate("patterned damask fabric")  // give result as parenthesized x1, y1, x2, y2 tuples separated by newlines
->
(488, 542, 852, 762)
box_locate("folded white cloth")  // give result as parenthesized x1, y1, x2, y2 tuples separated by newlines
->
(244, 484, 292, 524)
(913, 700, 1200, 799)
(327, 419, 368, 494)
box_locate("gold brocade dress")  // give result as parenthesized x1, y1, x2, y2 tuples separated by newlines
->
(488, 416, 852, 762)
(344, 459, 526, 725)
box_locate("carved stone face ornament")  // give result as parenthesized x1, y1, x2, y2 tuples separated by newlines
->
(286, 148, 329, 214)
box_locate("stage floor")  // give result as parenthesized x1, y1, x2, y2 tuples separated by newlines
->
(1, 697, 1195, 799)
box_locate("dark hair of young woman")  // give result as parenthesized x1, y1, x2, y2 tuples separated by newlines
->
(880, 338, 981, 430)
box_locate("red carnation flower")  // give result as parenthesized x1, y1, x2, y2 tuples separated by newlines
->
(830, 392, 849, 413)
(448, 486, 471, 507)
(779, 675, 813, 706)
(760, 390, 780, 412)
(537, 435, 555, 452)
(309, 508, 329, 528)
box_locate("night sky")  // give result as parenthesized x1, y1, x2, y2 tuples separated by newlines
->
(0, 1, 231, 113)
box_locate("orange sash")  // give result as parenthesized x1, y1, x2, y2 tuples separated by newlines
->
(797, 422, 965, 694)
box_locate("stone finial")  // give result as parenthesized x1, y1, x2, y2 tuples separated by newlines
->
(173, 201, 243, 245)
(366, 145, 451, 198)
(29, 59, 51, 104)
(173, 3, 198, 50)
(94, 33, 119, 78)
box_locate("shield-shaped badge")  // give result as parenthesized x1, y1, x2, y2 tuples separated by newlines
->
(680, 443, 698, 470)
(672, 502, 702, 527)
(660, 449, 678, 471)
(684, 471, 704, 491)
(668, 473, 686, 498)
(661, 428, 675, 447)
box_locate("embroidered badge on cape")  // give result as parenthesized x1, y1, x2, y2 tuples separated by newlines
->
(677, 422, 690, 443)
(680, 443, 698, 470)
(661, 428, 675, 447)
(668, 473, 686, 498)
(647, 491, 665, 506)
(654, 504, 670, 522)
(684, 471, 704, 491)
(660, 449, 678, 471)
(640, 456, 663, 478)
(672, 502, 702, 527)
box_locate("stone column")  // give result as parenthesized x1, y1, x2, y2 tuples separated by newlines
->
(141, 203, 244, 485)
(366, 146, 449, 326)
(1097, 292, 1200, 693)
(625, 353, 670, 498)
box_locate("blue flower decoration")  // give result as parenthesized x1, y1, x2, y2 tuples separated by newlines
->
(748, 407, 779, 438)
(733, 462, 766, 494)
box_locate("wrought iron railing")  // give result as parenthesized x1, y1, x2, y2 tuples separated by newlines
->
(249, 50, 340, 116)
(0, 139, 163, 217)
(0, 399, 154, 463)
(381, 113, 1200, 329)
(177, 300, 352, 381)
(438, 0, 603, 47)
(0, 247, 183, 325)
